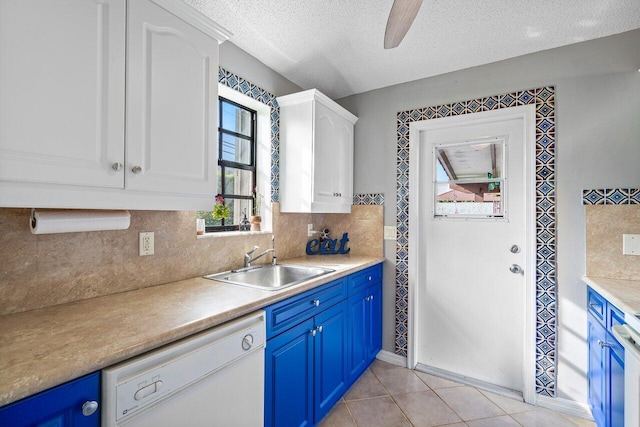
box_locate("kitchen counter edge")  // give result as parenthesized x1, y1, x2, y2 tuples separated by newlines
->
(0, 255, 385, 406)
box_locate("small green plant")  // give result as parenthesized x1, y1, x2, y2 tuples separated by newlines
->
(212, 195, 230, 220)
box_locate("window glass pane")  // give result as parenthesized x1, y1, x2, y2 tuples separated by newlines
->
(197, 210, 221, 227)
(225, 198, 252, 226)
(223, 167, 253, 196)
(221, 101, 252, 137)
(221, 132, 252, 164)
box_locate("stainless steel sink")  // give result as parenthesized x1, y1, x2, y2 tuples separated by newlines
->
(203, 264, 335, 290)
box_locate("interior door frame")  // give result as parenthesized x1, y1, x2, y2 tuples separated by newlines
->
(407, 105, 537, 403)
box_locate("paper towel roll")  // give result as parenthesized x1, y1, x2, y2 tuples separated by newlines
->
(30, 209, 131, 234)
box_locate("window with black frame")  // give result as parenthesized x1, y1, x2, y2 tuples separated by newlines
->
(197, 98, 256, 232)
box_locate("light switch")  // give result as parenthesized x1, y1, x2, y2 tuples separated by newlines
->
(384, 226, 396, 240)
(623, 234, 640, 255)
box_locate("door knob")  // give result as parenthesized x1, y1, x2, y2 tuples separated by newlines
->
(510, 264, 523, 274)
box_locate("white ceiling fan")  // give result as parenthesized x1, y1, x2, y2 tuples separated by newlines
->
(384, 0, 424, 49)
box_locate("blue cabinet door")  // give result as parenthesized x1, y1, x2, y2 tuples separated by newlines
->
(314, 301, 348, 423)
(0, 372, 100, 427)
(347, 288, 368, 383)
(348, 282, 383, 384)
(265, 318, 315, 427)
(588, 314, 606, 427)
(608, 336, 625, 427)
(367, 282, 382, 362)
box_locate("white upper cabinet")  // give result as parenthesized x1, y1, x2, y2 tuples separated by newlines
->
(0, 0, 230, 210)
(0, 0, 126, 189)
(126, 0, 218, 197)
(278, 89, 357, 213)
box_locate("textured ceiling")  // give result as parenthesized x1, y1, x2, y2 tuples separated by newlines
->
(184, 0, 640, 99)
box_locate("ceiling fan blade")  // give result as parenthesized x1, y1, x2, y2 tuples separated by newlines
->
(384, 0, 424, 49)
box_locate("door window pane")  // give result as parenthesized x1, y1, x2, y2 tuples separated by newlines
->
(434, 139, 505, 217)
(224, 167, 253, 196)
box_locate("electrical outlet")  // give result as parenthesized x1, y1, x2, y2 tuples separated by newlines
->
(139, 232, 154, 256)
(623, 234, 640, 255)
(384, 226, 396, 240)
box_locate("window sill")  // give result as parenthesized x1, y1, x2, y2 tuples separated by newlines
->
(197, 230, 272, 239)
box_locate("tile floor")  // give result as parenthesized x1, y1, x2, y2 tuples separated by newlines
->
(318, 360, 595, 427)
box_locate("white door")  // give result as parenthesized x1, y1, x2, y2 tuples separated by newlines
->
(0, 0, 125, 188)
(126, 0, 218, 196)
(415, 112, 529, 393)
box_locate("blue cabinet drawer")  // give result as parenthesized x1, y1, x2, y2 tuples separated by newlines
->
(348, 264, 382, 296)
(265, 278, 347, 339)
(587, 287, 606, 326)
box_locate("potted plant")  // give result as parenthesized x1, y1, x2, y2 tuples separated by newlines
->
(250, 188, 262, 231)
(212, 195, 230, 222)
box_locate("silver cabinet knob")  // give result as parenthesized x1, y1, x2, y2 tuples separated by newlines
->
(242, 334, 254, 351)
(510, 244, 520, 254)
(131, 166, 142, 174)
(310, 329, 317, 336)
(316, 325, 323, 333)
(82, 400, 98, 416)
(112, 162, 123, 171)
(367, 276, 372, 281)
(510, 264, 523, 274)
(312, 299, 320, 307)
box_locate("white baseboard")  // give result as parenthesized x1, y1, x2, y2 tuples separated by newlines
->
(375, 350, 407, 367)
(535, 395, 594, 421)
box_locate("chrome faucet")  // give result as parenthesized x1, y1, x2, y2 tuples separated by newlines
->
(244, 236, 277, 268)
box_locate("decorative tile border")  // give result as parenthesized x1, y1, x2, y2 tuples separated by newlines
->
(583, 188, 640, 205)
(395, 87, 557, 397)
(218, 67, 280, 203)
(353, 193, 385, 205)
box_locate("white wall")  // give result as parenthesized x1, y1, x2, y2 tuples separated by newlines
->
(337, 29, 640, 403)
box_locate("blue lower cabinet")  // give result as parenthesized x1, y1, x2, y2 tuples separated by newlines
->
(348, 281, 382, 383)
(265, 302, 348, 427)
(588, 314, 607, 427)
(609, 338, 625, 427)
(0, 372, 100, 427)
(586, 287, 625, 427)
(265, 318, 315, 427)
(265, 265, 383, 427)
(314, 302, 348, 422)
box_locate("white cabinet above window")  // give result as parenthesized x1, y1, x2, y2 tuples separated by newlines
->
(278, 89, 358, 214)
(0, 0, 230, 210)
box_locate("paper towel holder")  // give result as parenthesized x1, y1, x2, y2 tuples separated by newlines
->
(30, 208, 131, 235)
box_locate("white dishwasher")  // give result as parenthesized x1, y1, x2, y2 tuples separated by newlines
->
(102, 310, 265, 426)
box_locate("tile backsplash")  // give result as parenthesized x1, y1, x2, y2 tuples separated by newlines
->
(0, 203, 383, 315)
(586, 204, 640, 280)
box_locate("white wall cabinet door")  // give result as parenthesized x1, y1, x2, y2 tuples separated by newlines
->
(126, 0, 218, 197)
(313, 102, 353, 207)
(278, 89, 357, 214)
(0, 0, 126, 189)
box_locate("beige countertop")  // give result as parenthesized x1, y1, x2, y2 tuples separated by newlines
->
(0, 255, 384, 406)
(583, 275, 640, 316)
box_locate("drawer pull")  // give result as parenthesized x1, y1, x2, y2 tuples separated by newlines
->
(316, 325, 323, 333)
(312, 299, 320, 307)
(310, 329, 317, 337)
(588, 302, 599, 308)
(597, 340, 611, 348)
(368, 276, 372, 281)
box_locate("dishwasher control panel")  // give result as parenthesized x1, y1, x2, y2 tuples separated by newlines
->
(102, 311, 266, 424)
